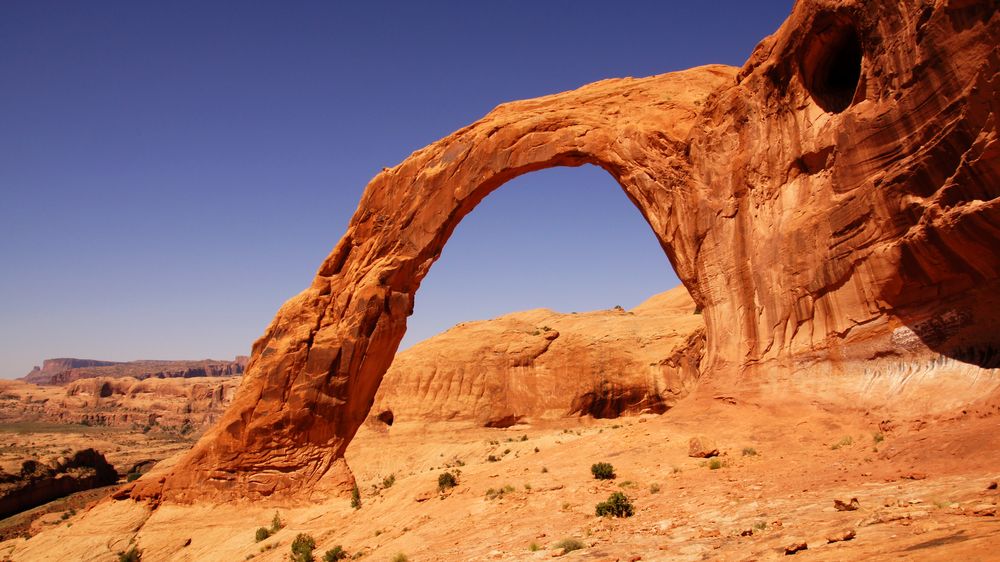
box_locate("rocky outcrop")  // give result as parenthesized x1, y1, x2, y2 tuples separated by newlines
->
(371, 286, 704, 427)
(0, 449, 117, 520)
(0, 377, 240, 431)
(127, 0, 999, 503)
(22, 357, 247, 386)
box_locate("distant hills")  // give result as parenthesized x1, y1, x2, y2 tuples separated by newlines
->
(21, 356, 248, 385)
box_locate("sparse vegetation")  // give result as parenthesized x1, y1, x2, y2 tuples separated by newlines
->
(291, 533, 316, 562)
(873, 432, 885, 444)
(753, 521, 768, 532)
(591, 462, 616, 480)
(831, 436, 854, 450)
(323, 546, 348, 561)
(708, 458, 724, 470)
(118, 546, 141, 562)
(350, 484, 361, 509)
(255, 527, 271, 542)
(485, 484, 515, 500)
(649, 483, 661, 494)
(529, 542, 541, 552)
(742, 447, 758, 457)
(270, 512, 283, 533)
(438, 471, 458, 491)
(382, 474, 396, 489)
(554, 538, 586, 552)
(391, 553, 408, 562)
(618, 480, 635, 488)
(595, 491, 634, 517)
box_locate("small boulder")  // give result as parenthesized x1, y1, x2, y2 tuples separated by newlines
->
(834, 498, 861, 511)
(688, 437, 719, 458)
(826, 529, 856, 543)
(784, 540, 808, 555)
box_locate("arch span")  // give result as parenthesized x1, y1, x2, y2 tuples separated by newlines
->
(127, 0, 1000, 503)
(128, 67, 735, 501)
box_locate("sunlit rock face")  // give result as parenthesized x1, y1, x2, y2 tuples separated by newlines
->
(125, 0, 998, 503)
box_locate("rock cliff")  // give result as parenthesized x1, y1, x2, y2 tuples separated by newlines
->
(22, 357, 248, 386)
(0, 449, 117, 520)
(127, 0, 999, 503)
(371, 286, 704, 427)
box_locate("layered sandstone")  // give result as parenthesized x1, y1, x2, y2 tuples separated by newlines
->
(0, 377, 239, 431)
(371, 286, 703, 427)
(22, 357, 248, 386)
(0, 449, 117, 520)
(127, 0, 999, 502)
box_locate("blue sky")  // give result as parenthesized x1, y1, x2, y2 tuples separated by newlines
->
(0, 1, 792, 378)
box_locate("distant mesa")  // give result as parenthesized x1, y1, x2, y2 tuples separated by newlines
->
(21, 356, 249, 385)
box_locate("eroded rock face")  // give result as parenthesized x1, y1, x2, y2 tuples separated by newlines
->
(128, 0, 999, 502)
(0, 377, 239, 431)
(22, 357, 248, 385)
(0, 449, 117, 520)
(371, 286, 704, 427)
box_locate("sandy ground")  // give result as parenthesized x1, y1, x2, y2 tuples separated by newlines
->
(2, 389, 998, 561)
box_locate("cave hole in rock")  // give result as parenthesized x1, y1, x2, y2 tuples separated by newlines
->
(375, 410, 394, 426)
(371, 164, 696, 427)
(799, 13, 863, 113)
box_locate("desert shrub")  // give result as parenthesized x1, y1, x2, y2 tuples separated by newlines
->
(118, 546, 141, 562)
(382, 474, 396, 489)
(742, 447, 758, 457)
(529, 542, 541, 551)
(554, 538, 585, 552)
(591, 462, 616, 480)
(438, 471, 458, 491)
(290, 533, 316, 562)
(350, 484, 361, 509)
(872, 432, 885, 444)
(270, 512, 283, 533)
(255, 527, 271, 542)
(649, 483, 661, 494)
(595, 492, 634, 518)
(391, 553, 408, 562)
(708, 458, 724, 470)
(323, 546, 347, 561)
(830, 436, 853, 450)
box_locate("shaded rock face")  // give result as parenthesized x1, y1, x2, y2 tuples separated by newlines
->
(370, 286, 704, 427)
(0, 449, 117, 520)
(22, 358, 247, 386)
(128, 0, 999, 502)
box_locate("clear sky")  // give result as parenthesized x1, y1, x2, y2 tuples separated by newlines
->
(0, 1, 793, 378)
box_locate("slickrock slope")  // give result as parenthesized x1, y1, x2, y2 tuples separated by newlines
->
(0, 377, 239, 431)
(371, 286, 703, 427)
(22, 357, 248, 386)
(122, 0, 998, 503)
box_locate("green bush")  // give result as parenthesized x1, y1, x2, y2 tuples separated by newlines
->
(270, 512, 283, 533)
(323, 546, 347, 561)
(554, 538, 585, 552)
(708, 458, 724, 470)
(590, 462, 616, 480)
(595, 492, 634, 518)
(291, 533, 316, 562)
(118, 546, 141, 562)
(438, 471, 458, 491)
(350, 484, 361, 509)
(255, 527, 270, 542)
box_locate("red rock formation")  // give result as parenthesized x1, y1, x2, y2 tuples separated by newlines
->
(0, 377, 239, 430)
(370, 286, 704, 427)
(22, 357, 247, 385)
(127, 0, 999, 502)
(0, 449, 117, 520)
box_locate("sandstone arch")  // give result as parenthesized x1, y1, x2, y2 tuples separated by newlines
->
(128, 0, 999, 503)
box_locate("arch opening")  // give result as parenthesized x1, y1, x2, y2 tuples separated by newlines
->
(366, 164, 703, 429)
(799, 13, 863, 113)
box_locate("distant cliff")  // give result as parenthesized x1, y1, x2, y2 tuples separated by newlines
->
(21, 356, 248, 385)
